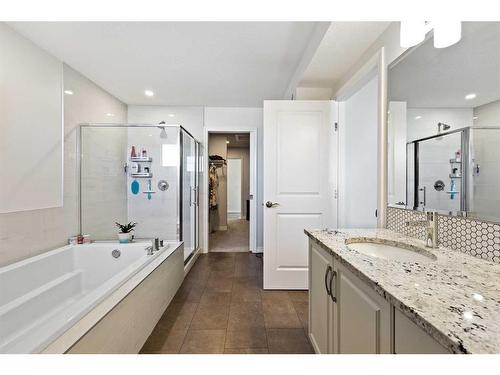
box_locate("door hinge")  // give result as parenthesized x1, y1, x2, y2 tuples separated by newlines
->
(334, 122, 338, 131)
(334, 189, 338, 199)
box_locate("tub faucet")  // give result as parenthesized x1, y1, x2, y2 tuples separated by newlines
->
(405, 211, 438, 248)
(145, 245, 154, 255)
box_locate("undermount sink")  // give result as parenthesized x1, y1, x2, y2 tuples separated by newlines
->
(346, 240, 437, 262)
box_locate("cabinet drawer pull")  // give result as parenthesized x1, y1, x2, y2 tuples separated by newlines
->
(329, 270, 337, 303)
(324, 266, 332, 296)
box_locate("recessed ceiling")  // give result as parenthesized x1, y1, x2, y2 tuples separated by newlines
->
(299, 21, 391, 88)
(7, 22, 320, 107)
(389, 22, 500, 108)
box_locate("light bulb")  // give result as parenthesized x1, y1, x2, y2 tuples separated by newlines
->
(434, 21, 462, 48)
(400, 21, 426, 48)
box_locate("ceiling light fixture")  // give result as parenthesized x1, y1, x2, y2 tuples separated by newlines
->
(415, 116, 422, 120)
(433, 21, 462, 48)
(465, 93, 477, 100)
(105, 113, 115, 117)
(64, 90, 74, 95)
(226, 140, 230, 144)
(400, 21, 461, 49)
(168, 114, 175, 118)
(144, 90, 154, 97)
(400, 21, 427, 48)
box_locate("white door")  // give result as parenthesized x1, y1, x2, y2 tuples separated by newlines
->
(263, 100, 337, 289)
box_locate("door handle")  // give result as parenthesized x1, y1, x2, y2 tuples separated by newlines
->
(324, 265, 332, 296)
(265, 201, 279, 208)
(329, 269, 337, 303)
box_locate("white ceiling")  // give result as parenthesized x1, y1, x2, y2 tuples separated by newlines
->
(389, 22, 500, 108)
(299, 21, 391, 88)
(8, 22, 319, 107)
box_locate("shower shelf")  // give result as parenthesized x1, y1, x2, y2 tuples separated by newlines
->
(449, 174, 462, 179)
(130, 157, 152, 162)
(445, 191, 460, 194)
(449, 159, 461, 163)
(130, 172, 153, 178)
(142, 191, 156, 194)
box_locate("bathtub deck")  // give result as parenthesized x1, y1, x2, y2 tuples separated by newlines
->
(140, 252, 313, 354)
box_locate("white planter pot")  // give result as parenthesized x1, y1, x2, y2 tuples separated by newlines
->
(118, 233, 131, 243)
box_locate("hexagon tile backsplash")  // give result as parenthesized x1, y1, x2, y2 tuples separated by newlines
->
(386, 206, 500, 263)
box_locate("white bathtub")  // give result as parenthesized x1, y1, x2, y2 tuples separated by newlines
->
(0, 241, 182, 353)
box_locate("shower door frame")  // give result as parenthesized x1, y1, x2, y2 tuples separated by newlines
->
(178, 127, 201, 263)
(407, 127, 470, 212)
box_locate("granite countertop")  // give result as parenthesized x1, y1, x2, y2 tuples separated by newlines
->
(304, 228, 500, 354)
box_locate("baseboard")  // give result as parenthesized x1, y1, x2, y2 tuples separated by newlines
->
(227, 212, 241, 220)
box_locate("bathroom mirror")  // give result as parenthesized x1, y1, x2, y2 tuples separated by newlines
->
(387, 22, 500, 222)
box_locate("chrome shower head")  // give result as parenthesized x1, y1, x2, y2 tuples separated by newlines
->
(158, 126, 168, 139)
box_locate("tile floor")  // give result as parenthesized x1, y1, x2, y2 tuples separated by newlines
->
(140, 252, 314, 354)
(209, 219, 249, 252)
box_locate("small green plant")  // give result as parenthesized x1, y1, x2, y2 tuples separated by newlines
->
(115, 221, 137, 233)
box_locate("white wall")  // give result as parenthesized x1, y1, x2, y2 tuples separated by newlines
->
(0, 23, 63, 214)
(127, 106, 204, 141)
(340, 75, 378, 228)
(227, 158, 242, 217)
(387, 101, 407, 205)
(474, 99, 500, 127)
(333, 23, 405, 95)
(294, 87, 333, 100)
(0, 54, 127, 266)
(407, 108, 473, 142)
(227, 147, 250, 218)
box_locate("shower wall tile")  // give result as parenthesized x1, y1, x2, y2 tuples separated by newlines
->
(387, 206, 500, 263)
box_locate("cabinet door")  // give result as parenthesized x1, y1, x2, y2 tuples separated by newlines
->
(308, 242, 334, 354)
(394, 309, 449, 354)
(335, 263, 391, 354)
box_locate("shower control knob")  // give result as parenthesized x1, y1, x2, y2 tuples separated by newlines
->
(265, 201, 279, 208)
(158, 180, 169, 191)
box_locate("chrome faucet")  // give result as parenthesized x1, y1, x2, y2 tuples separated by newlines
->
(405, 211, 439, 248)
(146, 238, 162, 255)
(145, 245, 154, 255)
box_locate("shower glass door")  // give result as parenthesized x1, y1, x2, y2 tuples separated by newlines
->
(413, 132, 463, 212)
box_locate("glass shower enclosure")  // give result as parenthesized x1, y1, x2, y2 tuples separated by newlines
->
(79, 124, 200, 262)
(407, 126, 500, 220)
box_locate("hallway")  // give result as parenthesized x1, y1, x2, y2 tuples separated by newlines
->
(140, 252, 313, 354)
(209, 219, 249, 252)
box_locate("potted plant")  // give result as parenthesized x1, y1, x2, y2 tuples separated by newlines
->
(115, 222, 137, 243)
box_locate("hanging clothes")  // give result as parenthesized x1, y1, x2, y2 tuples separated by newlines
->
(209, 164, 219, 210)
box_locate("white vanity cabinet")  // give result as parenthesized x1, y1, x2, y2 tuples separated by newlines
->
(334, 261, 392, 353)
(308, 240, 449, 354)
(308, 242, 335, 353)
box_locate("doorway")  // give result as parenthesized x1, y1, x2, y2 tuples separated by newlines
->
(207, 132, 253, 252)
